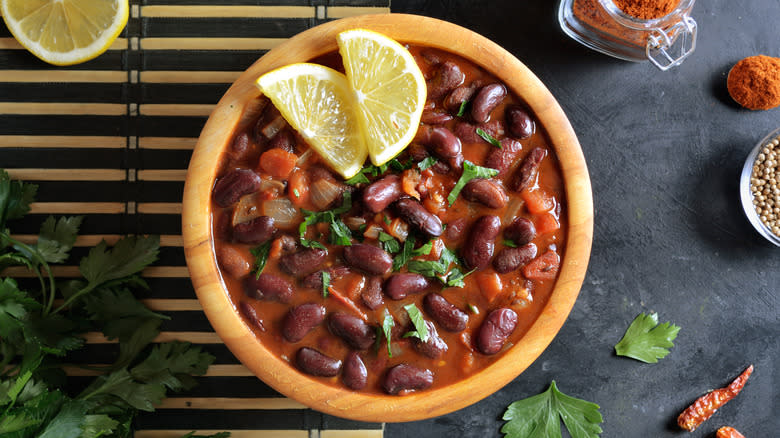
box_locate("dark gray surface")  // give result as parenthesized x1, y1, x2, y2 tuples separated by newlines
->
(389, 0, 779, 436)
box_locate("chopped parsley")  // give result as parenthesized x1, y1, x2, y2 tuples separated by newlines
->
(401, 303, 429, 342)
(501, 381, 603, 438)
(447, 160, 500, 206)
(382, 310, 395, 357)
(250, 241, 272, 279)
(503, 239, 518, 248)
(391, 236, 434, 271)
(292, 188, 300, 198)
(378, 231, 401, 254)
(407, 247, 471, 288)
(456, 100, 469, 117)
(321, 270, 330, 298)
(299, 191, 352, 248)
(467, 303, 480, 314)
(614, 312, 680, 363)
(476, 127, 502, 149)
(418, 156, 438, 171)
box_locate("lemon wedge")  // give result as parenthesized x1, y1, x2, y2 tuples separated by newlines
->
(0, 0, 129, 66)
(337, 29, 426, 166)
(256, 63, 367, 179)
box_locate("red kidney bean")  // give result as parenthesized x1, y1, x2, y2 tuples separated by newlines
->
(393, 198, 443, 237)
(213, 168, 263, 207)
(443, 83, 479, 114)
(471, 84, 507, 123)
(328, 312, 376, 350)
(217, 245, 252, 279)
(504, 217, 537, 246)
(511, 148, 547, 192)
(493, 243, 538, 274)
(485, 138, 523, 177)
(279, 248, 327, 277)
(342, 244, 393, 275)
(506, 105, 535, 139)
(296, 347, 341, 377)
(268, 128, 295, 152)
(411, 320, 448, 359)
(342, 351, 368, 390)
(424, 293, 468, 332)
(477, 308, 518, 355)
(453, 119, 505, 144)
(227, 132, 252, 162)
(420, 109, 454, 125)
(445, 217, 468, 241)
(415, 126, 462, 167)
(243, 273, 293, 303)
(431, 160, 452, 175)
(239, 301, 265, 332)
(301, 266, 351, 290)
(462, 179, 508, 209)
(383, 364, 434, 395)
(233, 216, 276, 244)
(282, 303, 326, 343)
(384, 273, 430, 300)
(361, 276, 384, 310)
(461, 215, 501, 270)
(407, 143, 430, 162)
(427, 61, 465, 100)
(362, 175, 403, 213)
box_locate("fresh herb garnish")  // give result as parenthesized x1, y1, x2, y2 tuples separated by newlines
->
(418, 156, 438, 171)
(447, 160, 499, 206)
(292, 188, 300, 198)
(388, 157, 415, 171)
(467, 303, 479, 314)
(503, 239, 518, 248)
(0, 169, 214, 438)
(401, 303, 429, 342)
(391, 236, 434, 271)
(321, 270, 331, 298)
(383, 215, 391, 225)
(476, 128, 502, 149)
(456, 100, 469, 117)
(344, 172, 370, 186)
(299, 191, 352, 248)
(382, 310, 395, 357)
(501, 381, 603, 438)
(250, 241, 272, 279)
(406, 247, 472, 288)
(344, 158, 413, 186)
(614, 312, 680, 363)
(378, 231, 401, 254)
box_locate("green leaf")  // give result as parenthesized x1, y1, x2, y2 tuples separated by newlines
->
(406, 248, 465, 287)
(299, 192, 352, 248)
(447, 160, 499, 206)
(0, 411, 41, 435)
(445, 267, 473, 288)
(503, 239, 518, 248)
(476, 128, 502, 149)
(402, 304, 429, 342)
(130, 342, 214, 392)
(36, 216, 83, 264)
(250, 241, 272, 279)
(0, 278, 38, 338)
(614, 312, 680, 363)
(79, 369, 163, 412)
(112, 318, 163, 371)
(328, 218, 353, 246)
(23, 314, 83, 356)
(38, 399, 87, 438)
(378, 232, 400, 254)
(344, 172, 370, 186)
(417, 156, 438, 171)
(382, 310, 394, 358)
(321, 270, 330, 298)
(82, 288, 169, 340)
(456, 100, 469, 117)
(501, 381, 603, 438)
(0, 169, 38, 227)
(79, 236, 160, 288)
(79, 414, 119, 438)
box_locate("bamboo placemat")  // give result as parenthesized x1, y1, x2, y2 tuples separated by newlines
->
(0, 1, 389, 436)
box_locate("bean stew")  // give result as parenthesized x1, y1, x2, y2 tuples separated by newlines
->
(211, 46, 567, 395)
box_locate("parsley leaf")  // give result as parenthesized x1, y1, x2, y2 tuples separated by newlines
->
(0, 278, 38, 338)
(382, 310, 394, 357)
(0, 169, 37, 227)
(456, 100, 469, 117)
(299, 192, 352, 248)
(476, 128, 502, 148)
(417, 156, 438, 171)
(321, 271, 330, 298)
(447, 161, 499, 206)
(501, 381, 603, 438)
(503, 239, 518, 248)
(401, 304, 429, 342)
(250, 241, 272, 278)
(378, 231, 401, 254)
(614, 312, 680, 363)
(79, 236, 159, 288)
(36, 216, 82, 264)
(407, 247, 469, 287)
(130, 341, 213, 392)
(392, 236, 433, 271)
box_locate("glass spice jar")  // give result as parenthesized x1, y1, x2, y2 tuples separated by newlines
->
(558, 0, 697, 70)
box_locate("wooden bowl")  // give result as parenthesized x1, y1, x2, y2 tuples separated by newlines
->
(183, 13, 593, 422)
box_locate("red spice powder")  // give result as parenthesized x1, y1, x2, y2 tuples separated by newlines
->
(727, 55, 780, 110)
(612, 0, 681, 19)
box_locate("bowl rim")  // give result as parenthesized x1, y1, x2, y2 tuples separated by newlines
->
(739, 126, 780, 247)
(182, 13, 594, 422)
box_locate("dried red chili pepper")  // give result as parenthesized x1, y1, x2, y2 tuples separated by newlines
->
(677, 365, 754, 432)
(716, 426, 746, 438)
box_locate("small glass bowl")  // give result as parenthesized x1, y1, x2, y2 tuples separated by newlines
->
(740, 126, 780, 247)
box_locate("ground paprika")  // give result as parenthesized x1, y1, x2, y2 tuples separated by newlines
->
(612, 0, 679, 20)
(727, 55, 780, 110)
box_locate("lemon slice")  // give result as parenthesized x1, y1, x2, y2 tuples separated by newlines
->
(337, 29, 426, 166)
(257, 63, 367, 179)
(1, 0, 129, 66)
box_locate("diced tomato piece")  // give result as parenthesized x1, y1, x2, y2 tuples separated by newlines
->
(534, 211, 560, 235)
(475, 271, 503, 303)
(259, 148, 298, 178)
(522, 250, 560, 281)
(287, 168, 308, 207)
(521, 188, 554, 214)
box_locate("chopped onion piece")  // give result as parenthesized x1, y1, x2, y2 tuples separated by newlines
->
(343, 216, 367, 230)
(310, 178, 344, 210)
(363, 224, 383, 240)
(262, 198, 301, 230)
(261, 115, 287, 139)
(232, 192, 263, 226)
(502, 196, 524, 224)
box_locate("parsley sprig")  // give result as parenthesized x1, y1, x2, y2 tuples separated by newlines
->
(447, 161, 499, 206)
(501, 381, 603, 438)
(614, 312, 680, 363)
(298, 191, 353, 249)
(0, 170, 215, 438)
(406, 247, 472, 288)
